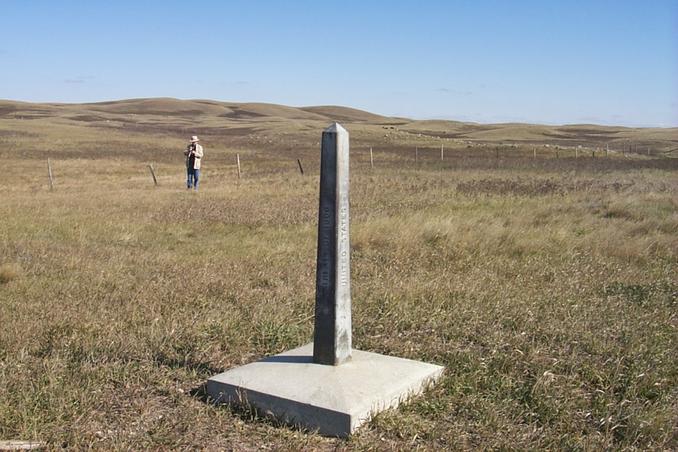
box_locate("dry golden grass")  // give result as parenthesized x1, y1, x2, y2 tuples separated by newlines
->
(0, 99, 677, 449)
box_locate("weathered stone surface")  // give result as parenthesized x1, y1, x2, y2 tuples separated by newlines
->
(313, 122, 351, 366)
(206, 343, 444, 437)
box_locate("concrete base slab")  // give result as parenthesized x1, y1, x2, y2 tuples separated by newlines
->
(206, 343, 444, 437)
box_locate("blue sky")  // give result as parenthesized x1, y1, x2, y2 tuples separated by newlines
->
(1, 1, 676, 126)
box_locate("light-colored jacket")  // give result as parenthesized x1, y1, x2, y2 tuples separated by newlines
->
(185, 143, 204, 170)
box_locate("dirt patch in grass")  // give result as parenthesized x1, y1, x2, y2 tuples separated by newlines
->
(0, 129, 36, 138)
(0, 263, 21, 284)
(603, 281, 677, 306)
(68, 115, 108, 122)
(0, 106, 19, 116)
(221, 110, 266, 120)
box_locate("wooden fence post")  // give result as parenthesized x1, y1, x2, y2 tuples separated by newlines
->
(440, 144, 444, 161)
(47, 158, 54, 191)
(297, 158, 304, 175)
(236, 153, 241, 179)
(369, 147, 374, 169)
(148, 164, 158, 186)
(415, 146, 418, 163)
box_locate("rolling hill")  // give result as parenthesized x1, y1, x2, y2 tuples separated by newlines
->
(0, 98, 676, 155)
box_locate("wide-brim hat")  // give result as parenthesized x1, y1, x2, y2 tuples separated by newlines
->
(190, 135, 200, 142)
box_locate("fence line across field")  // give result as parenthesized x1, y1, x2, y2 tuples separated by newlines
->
(40, 141, 656, 192)
(224, 143, 647, 173)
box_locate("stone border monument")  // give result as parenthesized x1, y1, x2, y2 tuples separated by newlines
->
(207, 123, 444, 437)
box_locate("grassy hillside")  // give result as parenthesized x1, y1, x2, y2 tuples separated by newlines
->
(0, 98, 676, 449)
(1, 98, 676, 159)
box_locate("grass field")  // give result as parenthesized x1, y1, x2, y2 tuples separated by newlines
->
(1, 99, 677, 449)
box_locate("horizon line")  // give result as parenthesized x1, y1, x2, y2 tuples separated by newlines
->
(1, 96, 676, 130)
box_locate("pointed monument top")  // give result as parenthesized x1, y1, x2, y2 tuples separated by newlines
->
(324, 122, 347, 134)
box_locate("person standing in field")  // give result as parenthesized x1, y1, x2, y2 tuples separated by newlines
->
(184, 135, 204, 190)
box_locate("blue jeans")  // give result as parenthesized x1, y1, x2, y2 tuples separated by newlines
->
(187, 168, 200, 190)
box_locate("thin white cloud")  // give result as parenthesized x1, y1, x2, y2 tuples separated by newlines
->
(436, 87, 473, 96)
(64, 75, 95, 84)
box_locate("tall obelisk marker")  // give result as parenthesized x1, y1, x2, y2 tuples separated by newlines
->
(206, 123, 444, 437)
(314, 123, 351, 365)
